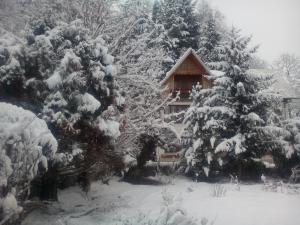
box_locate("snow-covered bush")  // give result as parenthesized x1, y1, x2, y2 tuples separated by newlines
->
(0, 102, 57, 220)
(283, 118, 300, 157)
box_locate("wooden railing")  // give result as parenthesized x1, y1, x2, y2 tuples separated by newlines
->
(170, 89, 192, 101)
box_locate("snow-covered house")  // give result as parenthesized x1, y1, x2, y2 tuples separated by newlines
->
(161, 48, 213, 114)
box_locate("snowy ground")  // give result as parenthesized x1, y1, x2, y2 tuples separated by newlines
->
(21, 177, 300, 225)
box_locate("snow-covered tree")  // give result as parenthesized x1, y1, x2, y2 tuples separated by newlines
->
(1, 0, 117, 40)
(273, 53, 300, 96)
(283, 118, 300, 158)
(0, 19, 123, 190)
(249, 55, 269, 69)
(195, 1, 226, 67)
(158, 0, 200, 60)
(0, 102, 58, 220)
(119, 190, 199, 225)
(184, 27, 286, 179)
(197, 12, 222, 64)
(274, 53, 300, 78)
(152, 0, 161, 23)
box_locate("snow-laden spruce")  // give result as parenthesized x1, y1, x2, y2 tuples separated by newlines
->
(184, 27, 287, 178)
(197, 6, 223, 65)
(0, 102, 57, 220)
(154, 0, 200, 60)
(0, 18, 124, 196)
(1, 19, 121, 143)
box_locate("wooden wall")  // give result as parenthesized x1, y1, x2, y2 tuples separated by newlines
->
(174, 75, 201, 90)
(163, 53, 213, 96)
(175, 55, 208, 75)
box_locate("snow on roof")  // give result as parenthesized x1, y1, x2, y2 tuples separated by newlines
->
(161, 48, 211, 86)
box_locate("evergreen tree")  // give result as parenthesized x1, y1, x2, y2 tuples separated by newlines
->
(284, 116, 300, 157)
(152, 0, 161, 23)
(197, 12, 222, 64)
(184, 28, 287, 179)
(159, 0, 200, 60)
(177, 0, 199, 50)
(0, 19, 124, 188)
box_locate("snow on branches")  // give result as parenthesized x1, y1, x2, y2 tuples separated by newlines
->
(184, 28, 285, 178)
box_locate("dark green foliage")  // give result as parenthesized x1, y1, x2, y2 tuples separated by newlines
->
(156, 0, 200, 60)
(152, 0, 161, 23)
(197, 12, 222, 64)
(184, 28, 286, 180)
(0, 18, 124, 196)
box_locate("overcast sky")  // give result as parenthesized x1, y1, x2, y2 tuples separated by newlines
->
(206, 0, 300, 63)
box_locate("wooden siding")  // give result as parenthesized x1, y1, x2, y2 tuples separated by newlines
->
(174, 75, 201, 90)
(164, 54, 211, 91)
(175, 55, 208, 75)
(162, 50, 213, 104)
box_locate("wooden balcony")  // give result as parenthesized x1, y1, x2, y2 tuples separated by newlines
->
(171, 88, 192, 101)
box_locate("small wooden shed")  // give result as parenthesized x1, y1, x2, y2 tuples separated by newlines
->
(161, 48, 213, 113)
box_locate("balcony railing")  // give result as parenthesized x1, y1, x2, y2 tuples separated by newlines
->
(171, 89, 192, 101)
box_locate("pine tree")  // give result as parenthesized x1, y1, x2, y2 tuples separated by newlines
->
(0, 19, 124, 189)
(159, 0, 200, 60)
(197, 12, 222, 64)
(177, 0, 199, 50)
(184, 27, 287, 179)
(152, 0, 161, 23)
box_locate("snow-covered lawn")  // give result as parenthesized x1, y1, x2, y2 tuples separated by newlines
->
(22, 177, 300, 225)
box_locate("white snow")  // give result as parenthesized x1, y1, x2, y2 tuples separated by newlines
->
(60, 50, 82, 73)
(46, 71, 62, 90)
(236, 82, 246, 96)
(21, 177, 300, 225)
(203, 167, 210, 177)
(210, 136, 216, 148)
(1, 193, 18, 215)
(248, 69, 297, 97)
(97, 118, 120, 139)
(115, 95, 125, 106)
(77, 93, 101, 113)
(210, 70, 225, 77)
(105, 65, 117, 76)
(215, 134, 246, 154)
(0, 102, 58, 158)
(193, 138, 203, 150)
(0, 103, 58, 216)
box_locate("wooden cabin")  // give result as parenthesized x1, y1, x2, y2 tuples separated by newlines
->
(161, 48, 213, 114)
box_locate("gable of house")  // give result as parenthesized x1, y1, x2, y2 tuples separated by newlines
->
(161, 48, 211, 88)
(161, 48, 213, 114)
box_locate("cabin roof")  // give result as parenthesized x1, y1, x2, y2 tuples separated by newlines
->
(161, 48, 211, 85)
